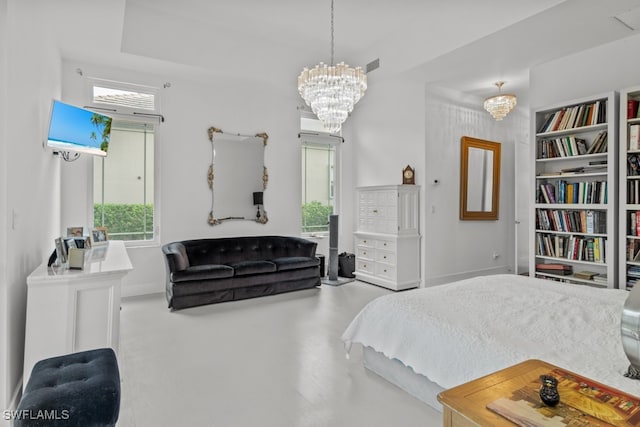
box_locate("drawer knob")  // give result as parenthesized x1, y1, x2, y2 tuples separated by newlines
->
(383, 255, 387, 259)
(363, 264, 367, 268)
(383, 243, 387, 246)
(373, 209, 378, 213)
(363, 251, 367, 255)
(384, 269, 387, 273)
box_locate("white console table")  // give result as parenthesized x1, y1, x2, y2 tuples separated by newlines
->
(23, 240, 132, 387)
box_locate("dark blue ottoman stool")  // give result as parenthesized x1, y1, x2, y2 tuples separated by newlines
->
(16, 348, 120, 427)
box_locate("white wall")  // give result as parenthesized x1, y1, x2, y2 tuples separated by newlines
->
(60, 61, 319, 296)
(346, 73, 426, 282)
(1, 0, 62, 415)
(346, 74, 527, 287)
(423, 86, 528, 285)
(531, 34, 640, 110)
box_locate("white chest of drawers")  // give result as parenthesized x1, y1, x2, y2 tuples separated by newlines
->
(354, 185, 420, 290)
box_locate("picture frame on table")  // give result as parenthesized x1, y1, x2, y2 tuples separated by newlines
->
(90, 227, 109, 246)
(64, 238, 77, 252)
(66, 226, 84, 237)
(54, 237, 67, 264)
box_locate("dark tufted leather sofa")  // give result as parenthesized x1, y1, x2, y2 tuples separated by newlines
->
(162, 236, 320, 310)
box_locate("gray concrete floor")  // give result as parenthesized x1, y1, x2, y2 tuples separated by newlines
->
(117, 281, 442, 426)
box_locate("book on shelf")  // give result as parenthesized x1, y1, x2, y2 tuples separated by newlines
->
(536, 137, 590, 159)
(574, 270, 598, 280)
(581, 104, 591, 127)
(536, 209, 606, 234)
(538, 104, 606, 133)
(557, 108, 570, 131)
(628, 265, 640, 278)
(536, 234, 605, 262)
(630, 124, 640, 151)
(560, 166, 583, 173)
(538, 180, 607, 204)
(535, 263, 571, 270)
(629, 99, 639, 119)
(535, 264, 573, 276)
(592, 274, 607, 284)
(558, 165, 606, 174)
(537, 269, 573, 276)
(628, 154, 640, 176)
(585, 210, 594, 233)
(629, 240, 640, 261)
(551, 109, 566, 132)
(586, 130, 607, 154)
(629, 181, 640, 204)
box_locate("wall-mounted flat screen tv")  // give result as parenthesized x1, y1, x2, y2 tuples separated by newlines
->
(47, 100, 112, 157)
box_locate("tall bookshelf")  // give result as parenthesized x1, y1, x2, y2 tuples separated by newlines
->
(530, 92, 618, 289)
(619, 86, 640, 291)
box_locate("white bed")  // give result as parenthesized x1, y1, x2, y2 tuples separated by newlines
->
(341, 274, 640, 411)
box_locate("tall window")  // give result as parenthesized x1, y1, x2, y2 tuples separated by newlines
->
(300, 116, 340, 234)
(93, 121, 155, 241)
(90, 79, 158, 243)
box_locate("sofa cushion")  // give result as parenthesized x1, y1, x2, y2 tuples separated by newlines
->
(271, 256, 319, 271)
(227, 260, 276, 276)
(171, 264, 234, 283)
(172, 278, 235, 296)
(230, 266, 319, 287)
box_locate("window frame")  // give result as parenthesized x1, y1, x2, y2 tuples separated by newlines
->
(86, 77, 160, 115)
(86, 79, 161, 248)
(300, 130, 342, 237)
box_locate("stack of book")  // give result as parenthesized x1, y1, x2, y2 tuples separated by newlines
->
(536, 263, 572, 276)
(574, 271, 598, 280)
(628, 266, 640, 289)
(592, 274, 607, 286)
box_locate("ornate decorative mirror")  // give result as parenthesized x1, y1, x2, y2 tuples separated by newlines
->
(459, 136, 501, 220)
(207, 127, 268, 225)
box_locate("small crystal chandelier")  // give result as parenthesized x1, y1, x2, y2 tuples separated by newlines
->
(298, 0, 367, 133)
(484, 81, 517, 121)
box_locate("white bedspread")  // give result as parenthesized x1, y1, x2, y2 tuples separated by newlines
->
(342, 274, 640, 397)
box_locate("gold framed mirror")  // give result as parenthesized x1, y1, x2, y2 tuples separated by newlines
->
(207, 127, 268, 226)
(460, 136, 501, 220)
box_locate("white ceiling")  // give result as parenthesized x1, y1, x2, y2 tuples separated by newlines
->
(36, 0, 640, 108)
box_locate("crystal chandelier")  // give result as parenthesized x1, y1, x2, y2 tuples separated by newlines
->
(484, 81, 517, 121)
(298, 0, 367, 133)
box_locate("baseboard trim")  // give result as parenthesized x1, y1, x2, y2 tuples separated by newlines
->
(424, 265, 510, 287)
